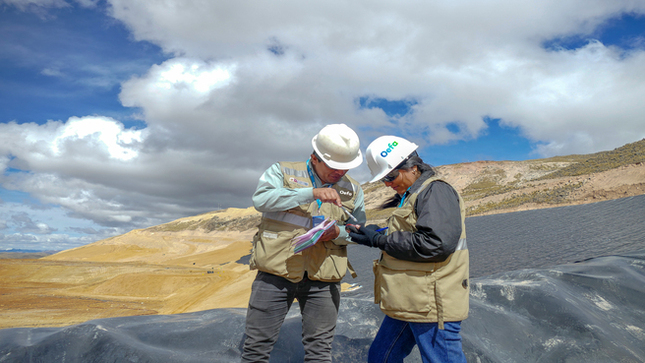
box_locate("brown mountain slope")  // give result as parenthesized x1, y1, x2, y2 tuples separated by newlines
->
(366, 138, 645, 219)
(1, 139, 644, 329)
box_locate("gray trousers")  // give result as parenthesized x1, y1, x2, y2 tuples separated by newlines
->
(241, 271, 341, 363)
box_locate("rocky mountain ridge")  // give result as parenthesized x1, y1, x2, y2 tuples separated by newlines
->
(366, 138, 644, 218)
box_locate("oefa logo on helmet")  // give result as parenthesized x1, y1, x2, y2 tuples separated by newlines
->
(380, 141, 399, 157)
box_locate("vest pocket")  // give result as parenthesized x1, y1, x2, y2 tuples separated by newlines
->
(375, 263, 435, 313)
(252, 228, 302, 277)
(306, 240, 347, 281)
(372, 260, 381, 304)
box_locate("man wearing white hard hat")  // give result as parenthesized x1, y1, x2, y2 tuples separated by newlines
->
(241, 124, 366, 363)
(348, 135, 468, 363)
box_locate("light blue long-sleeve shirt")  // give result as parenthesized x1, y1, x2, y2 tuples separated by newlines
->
(252, 162, 366, 241)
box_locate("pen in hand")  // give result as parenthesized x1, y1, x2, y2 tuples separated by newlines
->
(341, 206, 359, 223)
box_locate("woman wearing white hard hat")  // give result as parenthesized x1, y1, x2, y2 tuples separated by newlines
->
(347, 135, 469, 363)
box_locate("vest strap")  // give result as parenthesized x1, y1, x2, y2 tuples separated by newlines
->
(435, 280, 445, 330)
(347, 260, 357, 278)
(263, 211, 312, 229)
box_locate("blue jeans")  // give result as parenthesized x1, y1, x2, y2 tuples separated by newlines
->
(368, 316, 467, 363)
(241, 271, 340, 363)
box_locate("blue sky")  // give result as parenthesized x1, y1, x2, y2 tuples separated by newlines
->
(1, 0, 645, 251)
(0, 4, 164, 127)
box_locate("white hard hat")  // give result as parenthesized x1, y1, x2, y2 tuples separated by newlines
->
(365, 136, 419, 182)
(312, 124, 363, 170)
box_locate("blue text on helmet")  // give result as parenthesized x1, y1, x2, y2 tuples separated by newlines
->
(380, 141, 399, 157)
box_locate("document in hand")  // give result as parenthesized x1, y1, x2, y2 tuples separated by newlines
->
(291, 219, 338, 253)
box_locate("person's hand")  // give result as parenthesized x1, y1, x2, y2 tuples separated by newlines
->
(313, 188, 342, 207)
(319, 225, 340, 242)
(347, 224, 385, 248)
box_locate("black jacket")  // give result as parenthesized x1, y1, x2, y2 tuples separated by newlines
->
(380, 171, 462, 263)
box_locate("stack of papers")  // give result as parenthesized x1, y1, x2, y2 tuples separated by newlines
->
(291, 219, 337, 253)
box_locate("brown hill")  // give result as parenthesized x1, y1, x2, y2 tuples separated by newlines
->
(1, 139, 644, 329)
(366, 138, 645, 219)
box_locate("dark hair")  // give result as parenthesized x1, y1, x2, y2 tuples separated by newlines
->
(397, 153, 435, 176)
(379, 153, 436, 209)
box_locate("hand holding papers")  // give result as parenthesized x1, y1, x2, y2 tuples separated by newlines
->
(291, 218, 337, 253)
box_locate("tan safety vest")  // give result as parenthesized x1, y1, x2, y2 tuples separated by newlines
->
(373, 176, 469, 328)
(249, 161, 360, 283)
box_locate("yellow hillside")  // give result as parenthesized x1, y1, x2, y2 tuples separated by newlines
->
(0, 208, 260, 329)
